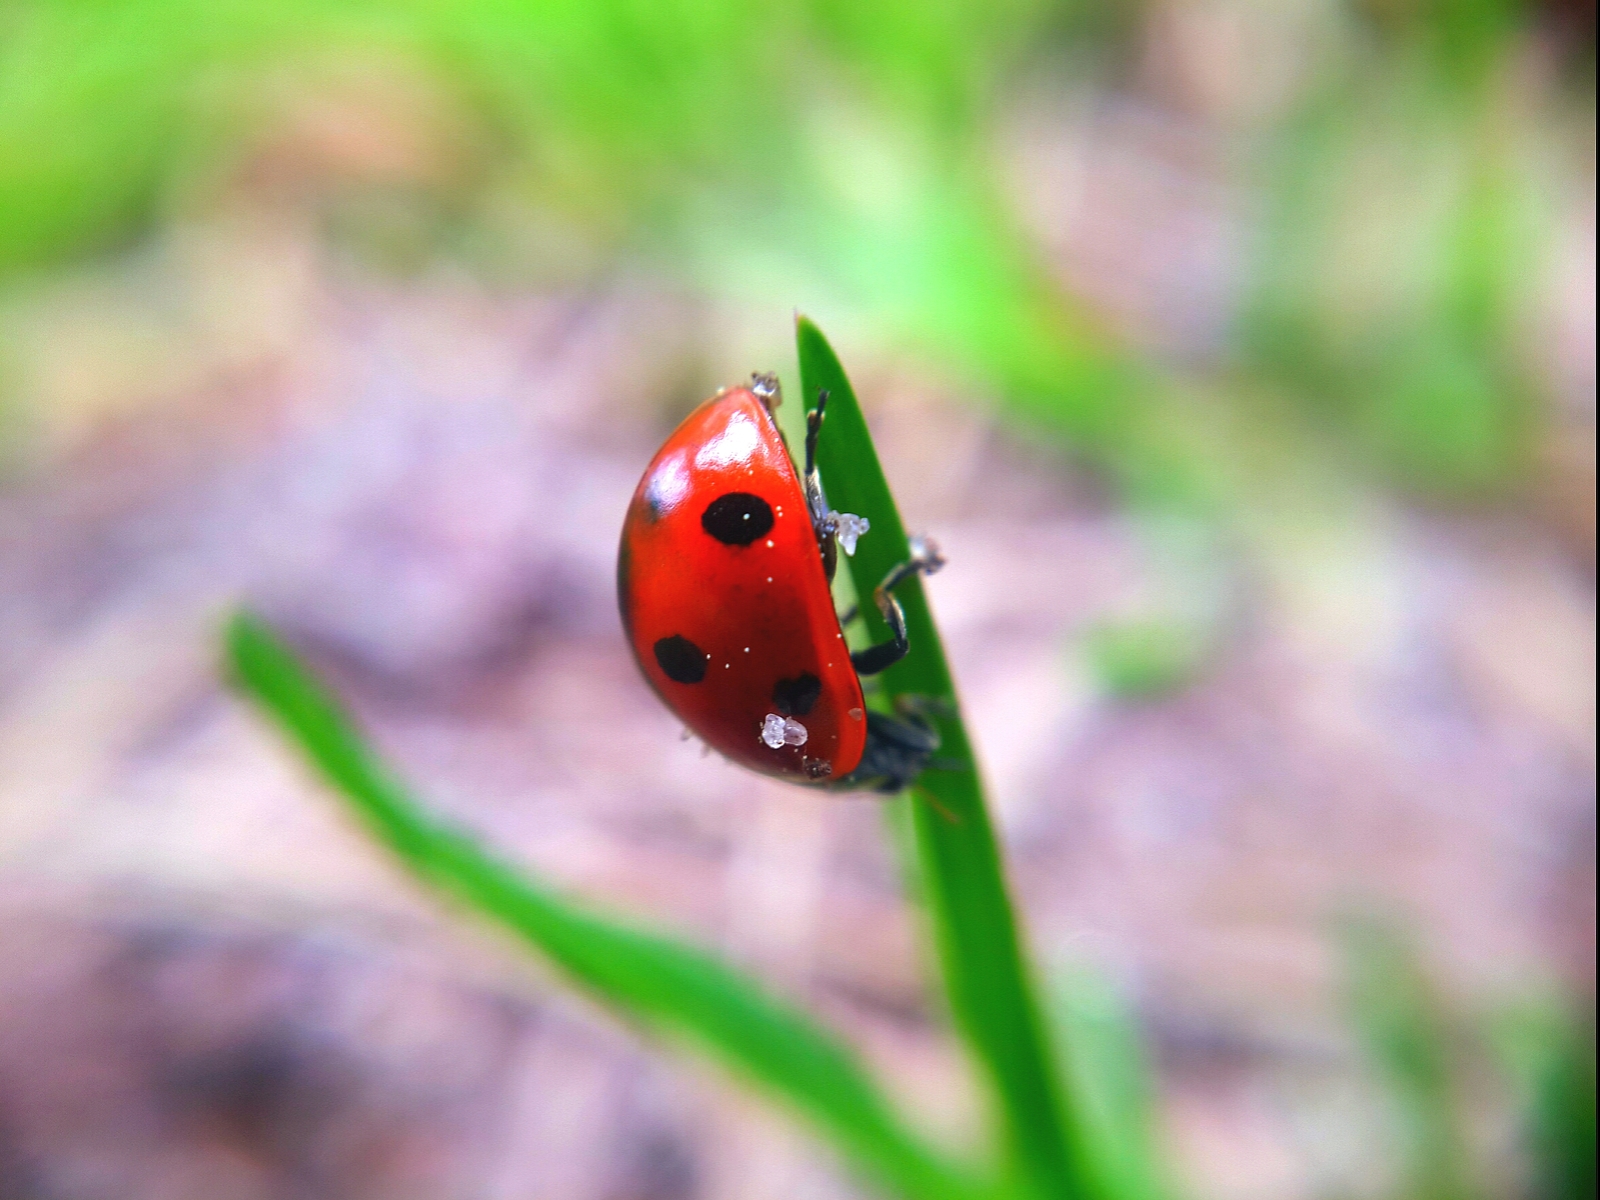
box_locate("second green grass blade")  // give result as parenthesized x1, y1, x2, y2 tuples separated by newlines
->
(798, 317, 1095, 1200)
(226, 612, 990, 1200)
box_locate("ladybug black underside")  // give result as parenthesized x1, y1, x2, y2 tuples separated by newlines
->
(830, 708, 941, 794)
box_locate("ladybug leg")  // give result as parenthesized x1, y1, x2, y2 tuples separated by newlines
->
(805, 388, 875, 586)
(835, 602, 859, 627)
(890, 695, 963, 772)
(849, 537, 946, 676)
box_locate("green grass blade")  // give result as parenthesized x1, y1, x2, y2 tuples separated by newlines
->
(1342, 918, 1476, 1200)
(1495, 998, 1598, 1200)
(1520, 1009, 1597, 1200)
(1050, 965, 1173, 1200)
(797, 317, 1095, 1200)
(225, 611, 993, 1200)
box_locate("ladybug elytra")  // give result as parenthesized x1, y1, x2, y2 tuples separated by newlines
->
(618, 374, 944, 791)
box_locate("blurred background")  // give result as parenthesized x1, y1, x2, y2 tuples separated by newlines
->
(0, 1, 1593, 1198)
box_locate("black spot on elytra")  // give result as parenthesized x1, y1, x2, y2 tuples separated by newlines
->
(771, 672, 822, 716)
(701, 492, 773, 546)
(654, 635, 708, 684)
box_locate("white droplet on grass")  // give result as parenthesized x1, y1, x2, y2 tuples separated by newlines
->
(761, 714, 808, 749)
(832, 512, 869, 555)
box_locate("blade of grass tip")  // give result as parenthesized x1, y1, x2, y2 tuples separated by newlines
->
(797, 317, 1096, 1200)
(224, 611, 993, 1200)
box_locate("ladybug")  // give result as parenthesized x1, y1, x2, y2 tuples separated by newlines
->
(618, 373, 945, 791)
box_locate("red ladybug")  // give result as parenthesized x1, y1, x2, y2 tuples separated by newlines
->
(618, 373, 943, 790)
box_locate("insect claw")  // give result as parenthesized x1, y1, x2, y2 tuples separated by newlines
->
(907, 535, 945, 576)
(749, 372, 781, 410)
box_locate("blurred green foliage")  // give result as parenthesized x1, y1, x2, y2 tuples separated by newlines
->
(1344, 916, 1600, 1200)
(1496, 997, 1598, 1200)
(3, 0, 1586, 499)
(1080, 618, 1205, 700)
(1344, 918, 1480, 1200)
(1243, 0, 1559, 494)
(1048, 965, 1172, 1200)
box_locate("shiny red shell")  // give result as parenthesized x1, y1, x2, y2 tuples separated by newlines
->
(618, 387, 867, 783)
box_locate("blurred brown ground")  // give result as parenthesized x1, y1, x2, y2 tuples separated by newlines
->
(0, 58, 1595, 1200)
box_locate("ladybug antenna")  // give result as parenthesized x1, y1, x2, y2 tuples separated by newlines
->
(803, 390, 827, 482)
